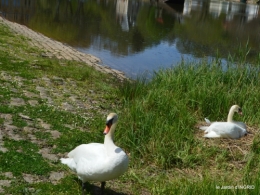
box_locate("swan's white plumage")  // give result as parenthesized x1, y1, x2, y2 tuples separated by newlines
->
(200, 105, 247, 139)
(204, 118, 247, 130)
(199, 126, 208, 131)
(233, 121, 247, 130)
(203, 122, 247, 139)
(60, 113, 129, 184)
(205, 118, 211, 124)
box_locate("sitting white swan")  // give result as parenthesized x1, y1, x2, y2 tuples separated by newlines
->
(200, 105, 247, 139)
(203, 122, 247, 139)
(201, 105, 247, 130)
(60, 113, 129, 194)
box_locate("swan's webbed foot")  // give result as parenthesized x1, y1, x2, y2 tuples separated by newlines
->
(101, 181, 106, 195)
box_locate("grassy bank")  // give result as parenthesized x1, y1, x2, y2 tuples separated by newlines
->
(0, 22, 122, 194)
(0, 21, 260, 195)
(117, 60, 260, 194)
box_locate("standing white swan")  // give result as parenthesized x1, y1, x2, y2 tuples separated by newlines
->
(60, 113, 129, 194)
(200, 105, 247, 139)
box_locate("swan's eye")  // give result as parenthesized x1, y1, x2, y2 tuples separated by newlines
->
(106, 118, 113, 126)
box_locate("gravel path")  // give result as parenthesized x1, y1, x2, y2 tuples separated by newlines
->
(0, 16, 127, 80)
(0, 17, 127, 193)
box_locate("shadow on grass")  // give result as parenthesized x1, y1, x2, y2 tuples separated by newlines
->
(74, 178, 128, 195)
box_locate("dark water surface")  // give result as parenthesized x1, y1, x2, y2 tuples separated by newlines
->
(1, 0, 259, 78)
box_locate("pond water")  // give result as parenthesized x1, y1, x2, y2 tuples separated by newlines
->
(0, 0, 260, 78)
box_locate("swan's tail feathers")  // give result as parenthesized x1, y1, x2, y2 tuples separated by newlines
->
(199, 126, 209, 131)
(60, 158, 77, 172)
(204, 131, 221, 138)
(204, 118, 211, 124)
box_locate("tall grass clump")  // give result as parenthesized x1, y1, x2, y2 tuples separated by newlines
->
(117, 59, 260, 170)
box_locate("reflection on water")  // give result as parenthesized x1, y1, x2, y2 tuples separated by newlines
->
(116, 0, 129, 31)
(0, 0, 35, 24)
(183, 0, 259, 22)
(0, 0, 259, 78)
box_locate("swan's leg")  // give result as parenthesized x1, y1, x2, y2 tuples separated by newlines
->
(82, 182, 86, 195)
(101, 181, 106, 194)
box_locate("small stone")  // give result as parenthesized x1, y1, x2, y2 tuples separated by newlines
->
(39, 148, 58, 161)
(61, 102, 74, 111)
(0, 180, 11, 187)
(10, 98, 26, 106)
(23, 90, 39, 98)
(49, 130, 61, 139)
(22, 174, 35, 184)
(49, 172, 64, 182)
(0, 114, 13, 121)
(23, 127, 36, 133)
(3, 172, 13, 179)
(28, 100, 39, 106)
(0, 147, 8, 153)
(19, 113, 32, 120)
(37, 119, 51, 130)
(4, 124, 17, 131)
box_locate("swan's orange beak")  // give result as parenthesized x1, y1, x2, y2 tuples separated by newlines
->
(104, 119, 113, 135)
(103, 125, 110, 135)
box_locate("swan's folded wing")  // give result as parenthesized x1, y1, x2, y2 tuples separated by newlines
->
(60, 158, 77, 172)
(68, 143, 106, 163)
(76, 156, 108, 179)
(204, 131, 221, 138)
(233, 121, 247, 130)
(206, 122, 244, 139)
(199, 126, 209, 131)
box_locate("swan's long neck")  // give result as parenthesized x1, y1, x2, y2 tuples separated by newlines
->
(227, 107, 235, 122)
(104, 123, 118, 153)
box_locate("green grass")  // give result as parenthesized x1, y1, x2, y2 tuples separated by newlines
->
(0, 21, 260, 195)
(0, 139, 53, 176)
(115, 59, 260, 194)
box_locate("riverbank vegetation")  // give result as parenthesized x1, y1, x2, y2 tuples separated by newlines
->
(117, 60, 260, 194)
(0, 22, 260, 195)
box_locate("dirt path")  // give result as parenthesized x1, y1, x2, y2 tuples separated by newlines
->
(0, 16, 127, 80)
